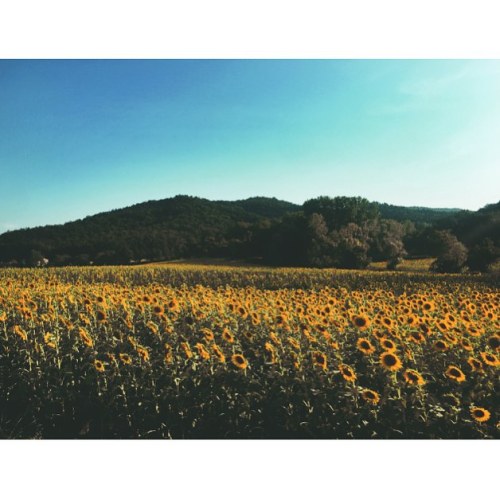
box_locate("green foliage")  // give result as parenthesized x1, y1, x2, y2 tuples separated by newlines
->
(430, 231, 468, 273)
(303, 196, 379, 230)
(0, 195, 498, 273)
(467, 238, 500, 272)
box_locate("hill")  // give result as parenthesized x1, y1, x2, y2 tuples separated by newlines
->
(377, 203, 464, 224)
(0, 195, 497, 268)
(0, 195, 299, 265)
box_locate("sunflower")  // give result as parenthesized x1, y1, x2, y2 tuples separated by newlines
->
(146, 321, 159, 335)
(361, 389, 380, 405)
(275, 313, 288, 326)
(237, 306, 248, 319)
(445, 313, 457, 326)
(356, 337, 375, 355)
(199, 327, 214, 342)
(380, 352, 402, 371)
(291, 352, 301, 369)
(409, 331, 426, 344)
(434, 340, 448, 352)
(422, 301, 435, 313)
(181, 342, 193, 359)
(380, 338, 397, 352)
(195, 343, 210, 360)
(351, 314, 371, 331)
(403, 369, 425, 386)
(460, 338, 473, 351)
(419, 322, 431, 335)
(467, 356, 483, 372)
(167, 298, 180, 312)
(212, 343, 226, 363)
(222, 328, 235, 344)
(243, 330, 254, 342)
(94, 359, 105, 372)
(480, 351, 499, 367)
(436, 320, 449, 333)
(466, 324, 484, 337)
(79, 327, 94, 348)
(119, 353, 132, 365)
(312, 351, 327, 370)
(44, 332, 56, 349)
(137, 347, 150, 362)
(13, 325, 28, 341)
(444, 332, 458, 345)
(287, 337, 300, 350)
(405, 314, 418, 327)
(264, 342, 277, 364)
(152, 304, 164, 315)
(96, 310, 107, 322)
(445, 365, 466, 383)
(470, 406, 491, 423)
(163, 344, 173, 364)
(231, 353, 248, 370)
(339, 363, 356, 382)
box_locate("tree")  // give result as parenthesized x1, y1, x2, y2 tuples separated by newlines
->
(367, 219, 407, 269)
(303, 196, 379, 231)
(266, 213, 309, 266)
(305, 213, 336, 267)
(28, 249, 44, 267)
(467, 238, 499, 272)
(430, 231, 468, 273)
(330, 223, 371, 269)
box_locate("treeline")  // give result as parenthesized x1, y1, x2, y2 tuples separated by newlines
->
(0, 195, 498, 272)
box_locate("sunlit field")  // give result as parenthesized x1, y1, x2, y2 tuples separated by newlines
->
(0, 264, 498, 438)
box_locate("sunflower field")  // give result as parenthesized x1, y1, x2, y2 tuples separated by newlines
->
(0, 264, 498, 438)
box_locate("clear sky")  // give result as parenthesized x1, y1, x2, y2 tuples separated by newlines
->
(1, 59, 499, 233)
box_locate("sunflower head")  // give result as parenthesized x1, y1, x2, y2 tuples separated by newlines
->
(119, 353, 132, 365)
(409, 331, 426, 344)
(361, 389, 380, 405)
(222, 328, 235, 344)
(339, 363, 356, 381)
(352, 314, 371, 330)
(467, 356, 483, 372)
(96, 310, 107, 322)
(212, 343, 226, 363)
(137, 347, 150, 362)
(356, 337, 375, 355)
(445, 365, 466, 383)
(480, 351, 499, 367)
(94, 359, 105, 372)
(434, 340, 448, 352)
(312, 351, 327, 370)
(403, 369, 425, 386)
(470, 406, 491, 423)
(153, 305, 164, 315)
(380, 338, 397, 352)
(380, 352, 402, 371)
(231, 353, 248, 370)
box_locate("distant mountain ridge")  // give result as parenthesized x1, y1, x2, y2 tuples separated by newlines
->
(0, 194, 496, 267)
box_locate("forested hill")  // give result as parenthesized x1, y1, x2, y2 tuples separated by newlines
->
(0, 196, 300, 265)
(377, 203, 464, 223)
(0, 195, 497, 269)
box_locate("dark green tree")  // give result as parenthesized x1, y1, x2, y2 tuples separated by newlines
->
(303, 196, 379, 230)
(430, 231, 468, 273)
(467, 238, 499, 272)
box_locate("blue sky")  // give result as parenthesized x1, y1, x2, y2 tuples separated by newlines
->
(1, 59, 499, 233)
